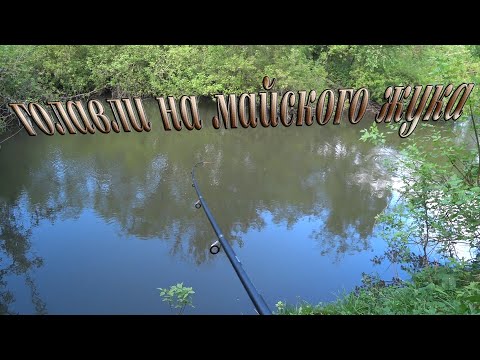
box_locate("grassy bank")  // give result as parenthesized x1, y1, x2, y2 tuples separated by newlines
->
(276, 262, 480, 315)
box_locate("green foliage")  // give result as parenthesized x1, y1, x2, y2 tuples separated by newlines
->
(2, 45, 480, 136)
(0, 45, 326, 100)
(360, 113, 480, 268)
(158, 283, 195, 315)
(359, 123, 386, 145)
(0, 45, 331, 135)
(277, 263, 480, 315)
(319, 45, 480, 103)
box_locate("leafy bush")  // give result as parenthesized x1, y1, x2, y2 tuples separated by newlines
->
(158, 283, 195, 315)
(360, 112, 480, 269)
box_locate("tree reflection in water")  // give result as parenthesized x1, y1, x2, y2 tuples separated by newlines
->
(0, 201, 47, 314)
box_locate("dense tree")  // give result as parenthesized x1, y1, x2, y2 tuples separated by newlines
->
(2, 45, 478, 134)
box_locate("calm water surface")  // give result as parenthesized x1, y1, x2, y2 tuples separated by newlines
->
(0, 99, 422, 314)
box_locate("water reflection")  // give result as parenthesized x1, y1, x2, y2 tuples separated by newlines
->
(0, 199, 46, 314)
(0, 99, 419, 313)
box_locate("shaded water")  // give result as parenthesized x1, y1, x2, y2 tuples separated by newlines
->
(0, 99, 420, 314)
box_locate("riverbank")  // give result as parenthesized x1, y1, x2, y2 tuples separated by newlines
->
(276, 262, 480, 315)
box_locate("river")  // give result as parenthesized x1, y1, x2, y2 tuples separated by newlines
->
(0, 98, 448, 314)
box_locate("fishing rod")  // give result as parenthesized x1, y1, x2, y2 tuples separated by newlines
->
(191, 161, 272, 315)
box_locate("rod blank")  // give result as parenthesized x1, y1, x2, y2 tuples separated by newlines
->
(192, 161, 272, 315)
